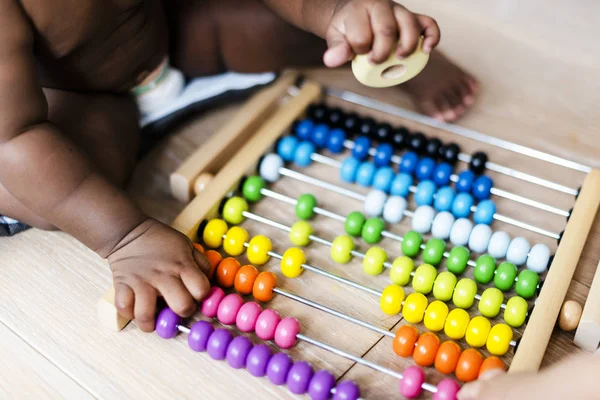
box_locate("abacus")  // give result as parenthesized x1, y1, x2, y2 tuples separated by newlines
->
(98, 71, 600, 399)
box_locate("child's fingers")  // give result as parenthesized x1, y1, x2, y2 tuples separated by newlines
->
(133, 284, 158, 332)
(393, 5, 420, 57)
(114, 282, 135, 320)
(416, 14, 441, 53)
(181, 260, 211, 302)
(156, 276, 197, 318)
(344, 9, 373, 56)
(368, 2, 399, 63)
(192, 247, 212, 277)
(324, 28, 353, 67)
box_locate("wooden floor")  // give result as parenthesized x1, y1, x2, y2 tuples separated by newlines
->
(1, 2, 600, 399)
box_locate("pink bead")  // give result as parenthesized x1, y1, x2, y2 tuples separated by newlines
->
(399, 366, 425, 399)
(217, 294, 244, 325)
(200, 287, 225, 318)
(274, 317, 300, 349)
(236, 302, 262, 332)
(255, 309, 281, 340)
(433, 379, 460, 400)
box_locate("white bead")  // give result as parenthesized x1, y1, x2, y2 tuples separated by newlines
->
(506, 237, 531, 266)
(526, 243, 551, 273)
(412, 205, 435, 233)
(487, 231, 511, 259)
(364, 190, 387, 217)
(468, 224, 493, 253)
(431, 212, 455, 240)
(259, 154, 283, 182)
(383, 196, 407, 224)
(449, 218, 473, 246)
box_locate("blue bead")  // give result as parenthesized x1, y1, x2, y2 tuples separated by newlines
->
(434, 186, 456, 212)
(390, 173, 413, 197)
(374, 144, 393, 167)
(399, 151, 419, 174)
(295, 119, 313, 141)
(372, 167, 395, 193)
(474, 199, 496, 225)
(472, 175, 494, 200)
(415, 158, 436, 181)
(277, 136, 298, 162)
(326, 128, 346, 154)
(353, 136, 371, 161)
(294, 141, 315, 167)
(415, 180, 436, 206)
(456, 170, 475, 193)
(356, 162, 376, 187)
(451, 192, 474, 218)
(340, 157, 360, 183)
(311, 124, 329, 148)
(432, 162, 453, 186)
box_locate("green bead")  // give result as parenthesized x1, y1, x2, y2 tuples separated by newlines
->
(452, 278, 478, 309)
(389, 256, 415, 286)
(422, 239, 446, 266)
(412, 264, 437, 294)
(222, 196, 249, 225)
(515, 270, 539, 299)
(361, 218, 385, 244)
(242, 176, 265, 203)
(296, 194, 317, 220)
(433, 271, 457, 302)
(363, 246, 387, 275)
(504, 296, 528, 327)
(446, 246, 470, 274)
(402, 231, 423, 257)
(494, 262, 517, 291)
(345, 211, 366, 237)
(478, 288, 504, 318)
(289, 221, 313, 247)
(474, 254, 496, 284)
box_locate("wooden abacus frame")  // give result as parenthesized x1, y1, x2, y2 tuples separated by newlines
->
(98, 71, 600, 374)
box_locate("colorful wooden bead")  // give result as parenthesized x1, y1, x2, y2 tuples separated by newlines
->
(201, 287, 226, 318)
(255, 309, 281, 340)
(203, 219, 228, 248)
(402, 231, 423, 257)
(380, 284, 405, 315)
(478, 356, 505, 377)
(487, 230, 510, 259)
(444, 308, 470, 340)
(341, 157, 360, 183)
(452, 193, 474, 218)
(375, 123, 393, 142)
(422, 238, 446, 266)
(415, 180, 436, 206)
(205, 250, 222, 280)
(193, 172, 213, 195)
(453, 278, 478, 309)
(236, 301, 262, 332)
(345, 211, 366, 237)
(403, 292, 429, 324)
(277, 135, 299, 161)
(234, 265, 259, 294)
(413, 332, 440, 367)
(207, 328, 234, 360)
(309, 370, 336, 400)
(296, 194, 317, 220)
(468, 224, 492, 254)
(383, 196, 407, 224)
(393, 325, 419, 357)
(226, 336, 253, 369)
(440, 142, 460, 165)
(412, 263, 437, 294)
(506, 237, 531, 266)
(449, 218, 473, 247)
(456, 170, 475, 193)
(465, 316, 491, 348)
(361, 217, 385, 244)
(294, 141, 316, 167)
(363, 246, 387, 275)
(526, 243, 551, 273)
(259, 153, 283, 182)
(433, 379, 461, 400)
(390, 256, 415, 286)
(281, 247, 306, 278)
(504, 296, 528, 328)
(472, 175, 493, 200)
(242, 176, 266, 203)
(474, 199, 496, 225)
(247, 235, 272, 265)
(424, 300, 449, 332)
(330, 235, 355, 264)
(486, 324, 513, 356)
(431, 211, 455, 240)
(412, 205, 435, 233)
(375, 143, 394, 167)
(253, 271, 278, 302)
(416, 158, 436, 181)
(473, 254, 496, 284)
(399, 366, 425, 398)
(478, 288, 504, 318)
(267, 353, 293, 385)
(352, 136, 371, 160)
(559, 300, 583, 332)
(155, 308, 181, 339)
(188, 320, 214, 351)
(433, 271, 457, 302)
(356, 162, 376, 187)
(287, 361, 314, 394)
(390, 173, 413, 197)
(446, 246, 470, 274)
(311, 124, 329, 148)
(333, 381, 361, 400)
(455, 349, 483, 382)
(425, 138, 442, 159)
(373, 167, 395, 193)
(515, 269, 539, 299)
(494, 262, 517, 291)
(295, 118, 314, 139)
(434, 341, 461, 374)
(434, 186, 456, 212)
(246, 344, 272, 377)
(409, 133, 426, 153)
(364, 190, 387, 217)
(222, 197, 248, 225)
(216, 257, 241, 288)
(399, 151, 419, 174)
(433, 163, 453, 186)
(275, 317, 300, 349)
(289, 220, 313, 246)
(469, 152, 488, 175)
(223, 226, 249, 256)
(217, 293, 244, 325)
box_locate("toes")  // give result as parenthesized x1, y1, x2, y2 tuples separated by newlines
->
(458, 80, 475, 107)
(462, 75, 480, 93)
(419, 100, 444, 121)
(436, 94, 459, 122)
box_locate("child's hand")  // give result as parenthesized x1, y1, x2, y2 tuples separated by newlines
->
(107, 218, 211, 332)
(323, 0, 440, 67)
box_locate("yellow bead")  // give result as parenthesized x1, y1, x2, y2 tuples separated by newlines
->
(424, 300, 449, 332)
(203, 219, 228, 248)
(444, 308, 470, 340)
(363, 246, 387, 276)
(281, 247, 306, 278)
(380, 284, 405, 315)
(486, 324, 513, 356)
(289, 221, 313, 247)
(432, 271, 457, 302)
(504, 296, 528, 328)
(223, 226, 249, 256)
(222, 196, 248, 225)
(389, 256, 414, 286)
(412, 264, 437, 294)
(247, 235, 272, 265)
(330, 235, 355, 264)
(402, 292, 428, 324)
(452, 278, 478, 309)
(465, 316, 491, 348)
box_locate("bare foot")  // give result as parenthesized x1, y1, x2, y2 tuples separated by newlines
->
(404, 51, 479, 122)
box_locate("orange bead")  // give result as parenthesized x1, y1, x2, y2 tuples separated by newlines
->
(193, 243, 205, 253)
(393, 325, 419, 357)
(413, 332, 440, 367)
(478, 356, 505, 378)
(215, 257, 240, 288)
(204, 250, 223, 280)
(253, 271, 278, 302)
(234, 265, 259, 295)
(455, 349, 483, 382)
(434, 341, 462, 375)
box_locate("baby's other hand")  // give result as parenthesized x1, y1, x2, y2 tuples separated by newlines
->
(323, 0, 440, 67)
(107, 218, 211, 332)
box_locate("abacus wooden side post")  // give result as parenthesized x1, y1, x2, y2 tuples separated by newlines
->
(574, 258, 600, 351)
(510, 170, 600, 372)
(170, 71, 298, 202)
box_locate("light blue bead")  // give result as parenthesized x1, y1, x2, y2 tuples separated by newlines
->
(456, 170, 475, 193)
(415, 180, 436, 206)
(340, 157, 360, 183)
(451, 192, 474, 218)
(433, 162, 453, 186)
(295, 119, 313, 141)
(399, 151, 418, 174)
(434, 186, 456, 212)
(352, 136, 371, 161)
(474, 199, 496, 225)
(356, 162, 376, 187)
(294, 141, 315, 167)
(311, 124, 329, 148)
(472, 175, 494, 200)
(372, 167, 395, 193)
(277, 136, 298, 162)
(390, 173, 413, 197)
(326, 128, 346, 154)
(374, 144, 393, 167)
(415, 157, 436, 181)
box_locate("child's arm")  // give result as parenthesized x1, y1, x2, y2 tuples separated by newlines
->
(261, 0, 440, 66)
(0, 0, 210, 331)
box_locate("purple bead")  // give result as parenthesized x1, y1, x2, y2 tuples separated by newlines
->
(266, 353, 293, 385)
(155, 308, 181, 339)
(308, 370, 336, 400)
(333, 381, 360, 400)
(433, 379, 461, 400)
(226, 336, 253, 369)
(287, 361, 314, 395)
(246, 344, 272, 377)
(206, 328, 233, 360)
(188, 320, 214, 352)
